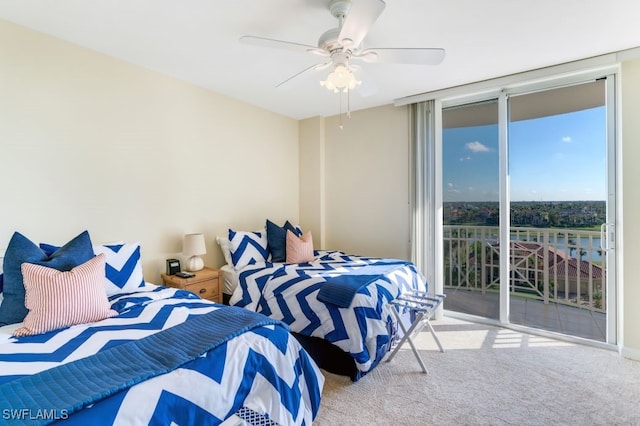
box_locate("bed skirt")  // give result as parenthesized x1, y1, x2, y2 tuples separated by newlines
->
(292, 332, 358, 380)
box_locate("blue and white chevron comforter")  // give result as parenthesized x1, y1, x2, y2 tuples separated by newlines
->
(0, 286, 323, 425)
(230, 251, 427, 380)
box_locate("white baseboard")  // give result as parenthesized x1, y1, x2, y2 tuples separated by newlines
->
(621, 346, 640, 361)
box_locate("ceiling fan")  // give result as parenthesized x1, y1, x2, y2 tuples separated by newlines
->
(240, 0, 445, 92)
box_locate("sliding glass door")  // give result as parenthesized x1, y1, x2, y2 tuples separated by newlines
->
(441, 100, 500, 320)
(440, 78, 617, 344)
(507, 81, 611, 341)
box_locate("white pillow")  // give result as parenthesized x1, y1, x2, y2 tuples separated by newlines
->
(228, 230, 269, 270)
(216, 236, 233, 266)
(93, 242, 145, 296)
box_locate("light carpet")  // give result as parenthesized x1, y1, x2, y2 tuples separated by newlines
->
(313, 316, 640, 425)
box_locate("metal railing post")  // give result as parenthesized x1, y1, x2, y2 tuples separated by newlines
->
(543, 229, 549, 304)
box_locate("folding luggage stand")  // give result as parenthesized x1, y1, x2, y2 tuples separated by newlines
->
(386, 291, 446, 373)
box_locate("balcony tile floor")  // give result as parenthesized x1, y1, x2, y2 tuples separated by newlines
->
(443, 289, 607, 341)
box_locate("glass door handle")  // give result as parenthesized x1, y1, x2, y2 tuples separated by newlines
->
(600, 223, 614, 251)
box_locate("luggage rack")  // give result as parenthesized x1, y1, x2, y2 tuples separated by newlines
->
(386, 291, 446, 373)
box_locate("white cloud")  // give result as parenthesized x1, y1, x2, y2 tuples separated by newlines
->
(459, 156, 471, 162)
(562, 136, 572, 143)
(447, 182, 460, 193)
(465, 141, 490, 152)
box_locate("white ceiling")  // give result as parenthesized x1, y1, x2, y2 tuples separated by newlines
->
(1, 0, 640, 120)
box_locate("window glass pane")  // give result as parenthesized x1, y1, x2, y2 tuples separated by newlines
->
(442, 100, 500, 320)
(508, 80, 607, 342)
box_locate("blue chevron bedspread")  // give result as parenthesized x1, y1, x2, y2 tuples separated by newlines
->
(317, 260, 412, 308)
(230, 250, 427, 380)
(0, 286, 324, 425)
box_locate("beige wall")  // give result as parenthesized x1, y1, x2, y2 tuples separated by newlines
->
(298, 117, 325, 249)
(621, 57, 640, 359)
(0, 19, 299, 283)
(300, 105, 411, 260)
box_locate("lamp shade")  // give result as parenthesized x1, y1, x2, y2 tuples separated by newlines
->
(183, 233, 206, 272)
(183, 233, 206, 256)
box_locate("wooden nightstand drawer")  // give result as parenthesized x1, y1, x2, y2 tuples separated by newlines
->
(161, 267, 222, 303)
(184, 280, 219, 301)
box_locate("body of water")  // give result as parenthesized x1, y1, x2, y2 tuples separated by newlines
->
(512, 234, 604, 262)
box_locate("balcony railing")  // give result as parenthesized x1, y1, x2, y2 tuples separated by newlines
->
(443, 225, 606, 313)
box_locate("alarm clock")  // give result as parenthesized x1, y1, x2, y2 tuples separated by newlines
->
(166, 259, 181, 275)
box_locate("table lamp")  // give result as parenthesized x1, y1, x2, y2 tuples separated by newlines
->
(183, 233, 206, 271)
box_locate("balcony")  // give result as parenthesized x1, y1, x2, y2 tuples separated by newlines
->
(443, 225, 607, 341)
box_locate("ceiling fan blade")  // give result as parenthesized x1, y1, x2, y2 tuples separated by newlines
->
(276, 61, 332, 89)
(240, 35, 327, 56)
(338, 0, 386, 49)
(358, 47, 446, 65)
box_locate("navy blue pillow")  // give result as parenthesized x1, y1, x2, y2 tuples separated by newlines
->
(266, 220, 287, 262)
(0, 273, 3, 294)
(0, 230, 95, 326)
(266, 220, 302, 263)
(39, 243, 59, 257)
(285, 221, 302, 237)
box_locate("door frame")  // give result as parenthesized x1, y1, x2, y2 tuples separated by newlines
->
(430, 64, 621, 348)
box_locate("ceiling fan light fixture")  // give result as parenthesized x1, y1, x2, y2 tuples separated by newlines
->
(320, 64, 361, 93)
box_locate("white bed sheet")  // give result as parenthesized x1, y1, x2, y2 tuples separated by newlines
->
(220, 264, 239, 295)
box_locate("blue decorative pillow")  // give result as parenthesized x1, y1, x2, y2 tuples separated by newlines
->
(266, 220, 303, 263)
(291, 223, 303, 237)
(0, 274, 3, 294)
(0, 230, 95, 326)
(229, 229, 269, 270)
(93, 242, 145, 296)
(38, 243, 59, 257)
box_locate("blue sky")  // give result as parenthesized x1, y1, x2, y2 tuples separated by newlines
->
(443, 106, 606, 202)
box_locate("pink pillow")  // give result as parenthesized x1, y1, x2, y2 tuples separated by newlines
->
(14, 254, 117, 337)
(286, 230, 315, 263)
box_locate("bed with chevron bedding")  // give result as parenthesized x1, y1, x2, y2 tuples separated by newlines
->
(228, 248, 428, 382)
(0, 231, 324, 425)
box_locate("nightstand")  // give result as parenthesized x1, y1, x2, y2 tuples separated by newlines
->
(161, 267, 221, 303)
